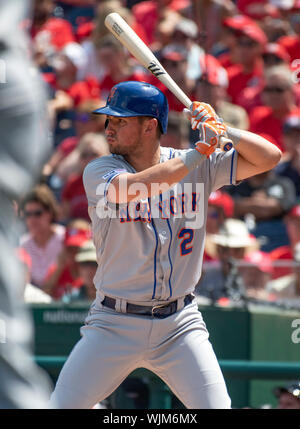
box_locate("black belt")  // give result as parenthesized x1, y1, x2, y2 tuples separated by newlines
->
(101, 294, 194, 319)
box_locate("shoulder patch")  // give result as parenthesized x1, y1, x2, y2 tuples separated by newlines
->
(102, 169, 127, 181)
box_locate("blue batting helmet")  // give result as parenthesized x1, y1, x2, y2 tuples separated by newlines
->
(93, 81, 169, 134)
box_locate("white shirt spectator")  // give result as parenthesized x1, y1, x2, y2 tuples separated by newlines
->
(20, 224, 65, 287)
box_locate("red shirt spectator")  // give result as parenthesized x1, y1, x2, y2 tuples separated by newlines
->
(61, 173, 89, 221)
(249, 105, 300, 152)
(45, 225, 91, 299)
(278, 35, 300, 64)
(31, 17, 75, 51)
(237, 0, 280, 20)
(227, 60, 264, 106)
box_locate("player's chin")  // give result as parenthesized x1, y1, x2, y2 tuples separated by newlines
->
(109, 145, 126, 155)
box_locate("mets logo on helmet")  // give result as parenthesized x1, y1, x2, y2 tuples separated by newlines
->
(108, 86, 117, 103)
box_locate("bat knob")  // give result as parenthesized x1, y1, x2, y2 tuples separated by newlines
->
(223, 142, 233, 152)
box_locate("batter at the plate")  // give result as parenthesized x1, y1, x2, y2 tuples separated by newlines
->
(50, 81, 281, 409)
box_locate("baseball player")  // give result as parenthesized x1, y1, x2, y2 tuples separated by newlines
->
(50, 81, 281, 409)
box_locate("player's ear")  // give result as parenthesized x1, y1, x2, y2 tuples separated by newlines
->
(143, 118, 158, 136)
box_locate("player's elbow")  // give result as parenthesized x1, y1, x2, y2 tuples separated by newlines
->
(264, 145, 282, 170)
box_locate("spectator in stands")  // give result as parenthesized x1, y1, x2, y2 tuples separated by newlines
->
(249, 65, 300, 152)
(30, 0, 75, 55)
(227, 166, 296, 251)
(275, 114, 300, 197)
(219, 14, 255, 71)
(238, 43, 292, 113)
(203, 190, 234, 264)
(193, 0, 237, 54)
(62, 240, 97, 303)
(224, 16, 267, 107)
(17, 248, 53, 304)
(45, 42, 101, 130)
(170, 18, 203, 85)
(79, 3, 144, 81)
(131, 0, 185, 47)
(152, 44, 190, 112)
(160, 111, 190, 150)
(43, 218, 91, 299)
(269, 205, 300, 280)
(268, 242, 300, 302)
(206, 191, 234, 236)
(278, 0, 300, 64)
(192, 54, 249, 135)
(273, 381, 300, 409)
(43, 99, 106, 187)
(238, 250, 275, 301)
(236, 0, 280, 21)
(196, 218, 258, 302)
(60, 132, 110, 222)
(97, 35, 149, 101)
(19, 184, 65, 289)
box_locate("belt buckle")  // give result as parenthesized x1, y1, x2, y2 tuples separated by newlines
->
(151, 304, 168, 317)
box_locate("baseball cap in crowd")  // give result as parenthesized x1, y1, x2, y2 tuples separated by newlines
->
(197, 54, 229, 88)
(205, 218, 259, 257)
(64, 227, 91, 247)
(161, 44, 188, 62)
(169, 0, 191, 12)
(223, 15, 267, 45)
(75, 240, 97, 263)
(263, 43, 290, 64)
(273, 381, 300, 399)
(174, 18, 198, 39)
(244, 250, 273, 274)
(208, 191, 234, 218)
(290, 0, 300, 11)
(283, 115, 300, 133)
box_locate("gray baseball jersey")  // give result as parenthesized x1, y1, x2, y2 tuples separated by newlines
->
(83, 146, 238, 304)
(50, 146, 237, 409)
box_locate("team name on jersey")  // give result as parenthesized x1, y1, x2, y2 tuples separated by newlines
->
(119, 192, 201, 223)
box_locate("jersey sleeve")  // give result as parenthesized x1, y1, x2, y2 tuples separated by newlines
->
(83, 156, 129, 207)
(208, 148, 239, 192)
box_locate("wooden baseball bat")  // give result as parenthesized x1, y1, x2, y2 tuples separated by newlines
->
(104, 12, 233, 152)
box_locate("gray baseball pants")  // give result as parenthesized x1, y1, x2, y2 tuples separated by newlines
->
(49, 300, 231, 409)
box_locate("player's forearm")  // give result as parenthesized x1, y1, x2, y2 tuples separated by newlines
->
(107, 151, 204, 204)
(227, 127, 282, 180)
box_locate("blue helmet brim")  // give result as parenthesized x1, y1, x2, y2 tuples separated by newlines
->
(93, 106, 146, 117)
(92, 105, 165, 133)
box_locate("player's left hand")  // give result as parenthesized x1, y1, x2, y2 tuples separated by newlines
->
(190, 101, 227, 136)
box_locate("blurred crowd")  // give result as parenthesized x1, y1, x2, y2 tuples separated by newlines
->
(16, 0, 300, 308)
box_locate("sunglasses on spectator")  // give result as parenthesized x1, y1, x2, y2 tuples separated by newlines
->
(262, 55, 283, 65)
(263, 86, 289, 94)
(237, 38, 257, 47)
(24, 209, 45, 218)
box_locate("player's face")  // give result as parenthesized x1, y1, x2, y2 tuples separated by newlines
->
(105, 116, 144, 156)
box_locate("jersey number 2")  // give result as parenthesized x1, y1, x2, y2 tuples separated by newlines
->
(178, 228, 194, 256)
